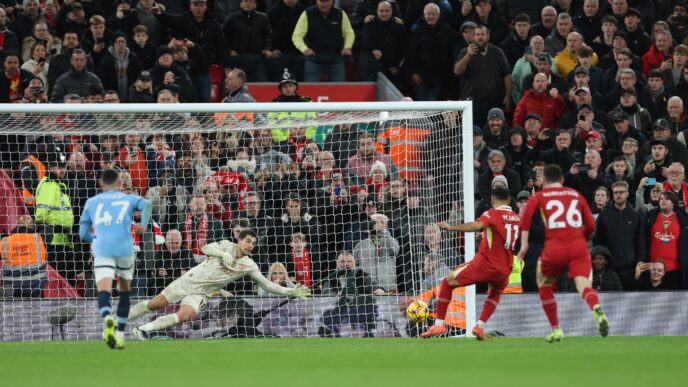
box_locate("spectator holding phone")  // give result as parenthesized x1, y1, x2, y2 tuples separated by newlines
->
(20, 42, 49, 94)
(637, 139, 673, 187)
(643, 118, 688, 169)
(107, 0, 141, 38)
(80, 15, 112, 68)
(636, 176, 664, 218)
(634, 261, 671, 290)
(565, 149, 607, 206)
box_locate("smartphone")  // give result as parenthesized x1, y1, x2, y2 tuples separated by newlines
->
(578, 113, 586, 121)
(334, 186, 342, 197)
(524, 46, 533, 55)
(95, 37, 103, 45)
(578, 164, 592, 173)
(647, 178, 657, 186)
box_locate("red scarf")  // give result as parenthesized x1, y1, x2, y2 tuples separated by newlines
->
(292, 248, 311, 288)
(663, 180, 688, 208)
(184, 212, 208, 255)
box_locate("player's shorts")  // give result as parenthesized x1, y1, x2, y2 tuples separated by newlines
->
(539, 244, 592, 279)
(93, 255, 135, 283)
(160, 279, 209, 314)
(451, 258, 509, 292)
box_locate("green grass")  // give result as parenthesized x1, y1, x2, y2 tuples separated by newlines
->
(2, 337, 685, 387)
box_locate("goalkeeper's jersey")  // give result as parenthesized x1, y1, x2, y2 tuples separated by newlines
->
(174, 244, 258, 297)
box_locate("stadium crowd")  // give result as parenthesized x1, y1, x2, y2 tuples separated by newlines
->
(0, 0, 687, 305)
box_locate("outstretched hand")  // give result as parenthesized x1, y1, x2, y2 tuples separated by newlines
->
(291, 283, 311, 299)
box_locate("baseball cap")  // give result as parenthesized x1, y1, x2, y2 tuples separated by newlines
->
(491, 175, 508, 188)
(516, 191, 531, 201)
(487, 107, 505, 121)
(473, 125, 483, 135)
(586, 130, 602, 140)
(536, 53, 551, 62)
(70, 2, 84, 11)
(650, 139, 667, 147)
(574, 66, 589, 76)
(574, 86, 591, 95)
(138, 70, 151, 81)
(610, 110, 630, 122)
(653, 118, 671, 130)
(625, 8, 642, 18)
(524, 112, 542, 122)
(460, 21, 477, 33)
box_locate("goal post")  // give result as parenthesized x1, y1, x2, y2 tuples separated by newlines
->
(0, 101, 475, 340)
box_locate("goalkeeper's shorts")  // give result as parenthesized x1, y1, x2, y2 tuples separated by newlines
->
(161, 280, 209, 314)
(94, 255, 135, 283)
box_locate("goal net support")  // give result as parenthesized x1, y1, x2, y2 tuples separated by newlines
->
(0, 101, 474, 340)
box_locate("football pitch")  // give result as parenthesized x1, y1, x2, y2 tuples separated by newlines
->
(2, 337, 685, 387)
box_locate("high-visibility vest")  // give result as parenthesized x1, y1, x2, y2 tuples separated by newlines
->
(267, 111, 317, 142)
(213, 112, 255, 128)
(20, 155, 46, 206)
(35, 177, 74, 247)
(503, 256, 523, 294)
(418, 285, 466, 329)
(1, 232, 47, 281)
(375, 126, 430, 180)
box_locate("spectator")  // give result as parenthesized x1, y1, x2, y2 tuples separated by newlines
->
(128, 70, 155, 103)
(0, 215, 47, 298)
(477, 150, 522, 200)
(0, 51, 32, 103)
(20, 19, 60, 64)
(353, 213, 398, 293)
(151, 229, 194, 294)
(292, 0, 355, 82)
(319, 251, 381, 338)
(55, 2, 90, 38)
(592, 185, 610, 216)
(573, 0, 602, 44)
(591, 14, 618, 59)
(500, 127, 534, 187)
(347, 132, 396, 187)
(647, 120, 688, 177)
(623, 8, 651, 58)
(513, 72, 569, 129)
(500, 13, 532, 68)
(512, 36, 556, 103)
(455, 24, 512, 127)
(603, 52, 644, 109)
(531, 5, 558, 38)
(641, 69, 670, 123)
(180, 194, 225, 264)
(237, 192, 273, 265)
(286, 232, 312, 288)
(130, 25, 157, 69)
(459, 0, 509, 44)
(521, 53, 568, 106)
(222, 68, 255, 103)
(273, 192, 320, 263)
(222, 0, 273, 82)
(660, 44, 688, 93)
(606, 109, 647, 153)
(472, 125, 490, 186)
(634, 261, 672, 290)
(360, 1, 405, 85)
(257, 262, 295, 296)
(555, 32, 598, 80)
(148, 45, 194, 102)
(81, 15, 113, 68)
(146, 169, 188, 230)
(642, 28, 673, 76)
(638, 139, 673, 187)
(97, 31, 143, 102)
(663, 162, 688, 210)
(482, 108, 509, 149)
(560, 86, 614, 134)
(267, 0, 305, 81)
(346, 191, 377, 252)
(590, 245, 623, 291)
(421, 253, 451, 293)
(565, 149, 607, 205)
(545, 12, 573, 56)
(35, 145, 78, 285)
(106, 0, 141, 39)
(635, 176, 664, 218)
(643, 191, 688, 289)
(47, 31, 94, 91)
(50, 48, 103, 102)
(14, 0, 43, 43)
(420, 222, 460, 270)
(605, 155, 636, 192)
(324, 123, 363, 170)
(594, 181, 646, 289)
(664, 96, 688, 135)
(566, 48, 604, 94)
(153, 0, 227, 102)
(20, 42, 49, 94)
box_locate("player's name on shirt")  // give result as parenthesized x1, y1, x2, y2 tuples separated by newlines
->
(542, 190, 579, 198)
(501, 214, 520, 222)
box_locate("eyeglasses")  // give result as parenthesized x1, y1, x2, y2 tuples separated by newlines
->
(613, 191, 628, 195)
(668, 171, 684, 176)
(622, 142, 637, 147)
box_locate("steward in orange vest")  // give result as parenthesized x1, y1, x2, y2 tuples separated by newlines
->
(1, 216, 47, 298)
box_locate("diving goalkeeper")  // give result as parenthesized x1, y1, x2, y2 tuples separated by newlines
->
(128, 229, 310, 338)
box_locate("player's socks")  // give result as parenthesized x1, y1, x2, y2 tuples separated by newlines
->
(479, 293, 500, 323)
(98, 291, 112, 318)
(538, 286, 559, 329)
(582, 287, 600, 311)
(116, 292, 131, 334)
(433, 278, 453, 326)
(128, 300, 152, 320)
(138, 313, 181, 332)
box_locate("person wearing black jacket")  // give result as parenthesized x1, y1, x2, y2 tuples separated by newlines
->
(148, 45, 195, 102)
(590, 245, 623, 291)
(593, 181, 646, 289)
(96, 31, 143, 102)
(106, 0, 142, 39)
(515, 190, 545, 292)
(499, 13, 531, 67)
(500, 127, 534, 187)
(222, 0, 272, 82)
(150, 230, 195, 294)
(47, 31, 95, 91)
(540, 129, 578, 174)
(360, 1, 406, 86)
(267, 0, 304, 81)
(319, 251, 380, 338)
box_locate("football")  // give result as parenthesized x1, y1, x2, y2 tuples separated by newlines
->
(407, 300, 429, 323)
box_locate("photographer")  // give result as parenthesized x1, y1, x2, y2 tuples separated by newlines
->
(106, 0, 142, 38)
(128, 70, 154, 103)
(19, 77, 48, 103)
(569, 103, 607, 153)
(565, 149, 607, 206)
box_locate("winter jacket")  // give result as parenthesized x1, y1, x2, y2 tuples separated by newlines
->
(156, 9, 227, 67)
(513, 89, 569, 130)
(589, 245, 623, 291)
(96, 48, 143, 102)
(353, 229, 400, 292)
(641, 43, 671, 76)
(222, 10, 271, 54)
(148, 61, 195, 102)
(50, 67, 103, 102)
(361, 17, 406, 70)
(593, 205, 646, 274)
(404, 20, 455, 83)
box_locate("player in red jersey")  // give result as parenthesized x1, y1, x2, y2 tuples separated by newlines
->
(518, 164, 609, 342)
(421, 187, 520, 340)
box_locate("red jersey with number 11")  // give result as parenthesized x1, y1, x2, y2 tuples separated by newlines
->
(476, 206, 521, 274)
(521, 186, 596, 246)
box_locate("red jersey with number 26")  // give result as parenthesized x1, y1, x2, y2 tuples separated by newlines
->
(476, 206, 521, 274)
(521, 186, 596, 247)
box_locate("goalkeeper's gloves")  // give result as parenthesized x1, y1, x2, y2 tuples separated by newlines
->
(290, 283, 311, 299)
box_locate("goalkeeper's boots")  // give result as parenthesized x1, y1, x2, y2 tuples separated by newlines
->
(102, 315, 117, 349)
(420, 324, 447, 338)
(471, 324, 491, 341)
(545, 327, 564, 343)
(132, 326, 149, 341)
(593, 305, 609, 338)
(113, 335, 125, 350)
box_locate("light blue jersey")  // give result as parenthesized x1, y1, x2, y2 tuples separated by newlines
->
(80, 191, 152, 258)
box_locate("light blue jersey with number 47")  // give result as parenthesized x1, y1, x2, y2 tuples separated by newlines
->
(80, 191, 150, 258)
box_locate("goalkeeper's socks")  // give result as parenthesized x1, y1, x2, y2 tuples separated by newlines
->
(582, 287, 600, 311)
(139, 313, 181, 332)
(479, 293, 501, 323)
(98, 291, 112, 318)
(116, 292, 131, 333)
(434, 278, 453, 325)
(538, 286, 559, 329)
(128, 300, 152, 320)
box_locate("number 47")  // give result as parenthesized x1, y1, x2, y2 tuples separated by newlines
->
(94, 201, 130, 225)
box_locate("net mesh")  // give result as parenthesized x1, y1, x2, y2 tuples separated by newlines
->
(0, 105, 469, 340)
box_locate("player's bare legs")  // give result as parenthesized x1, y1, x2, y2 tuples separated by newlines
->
(131, 294, 199, 339)
(97, 277, 131, 349)
(472, 287, 501, 341)
(128, 292, 169, 320)
(573, 276, 609, 337)
(536, 262, 563, 343)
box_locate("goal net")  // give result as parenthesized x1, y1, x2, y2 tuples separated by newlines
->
(0, 101, 474, 340)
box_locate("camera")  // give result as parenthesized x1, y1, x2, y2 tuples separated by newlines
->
(578, 164, 592, 173)
(30, 87, 45, 96)
(578, 113, 587, 121)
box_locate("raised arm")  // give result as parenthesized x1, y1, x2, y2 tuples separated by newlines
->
(201, 240, 236, 267)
